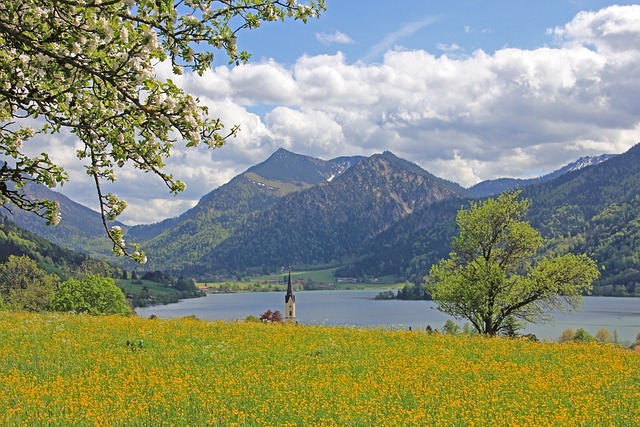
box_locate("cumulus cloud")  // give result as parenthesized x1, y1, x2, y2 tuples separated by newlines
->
(265, 107, 346, 156)
(549, 5, 640, 52)
(24, 5, 640, 224)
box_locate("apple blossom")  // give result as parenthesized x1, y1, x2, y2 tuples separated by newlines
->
(0, 0, 325, 261)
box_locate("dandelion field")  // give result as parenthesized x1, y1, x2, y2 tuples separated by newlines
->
(1, 312, 638, 426)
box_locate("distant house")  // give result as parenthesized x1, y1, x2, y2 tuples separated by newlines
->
(336, 277, 358, 283)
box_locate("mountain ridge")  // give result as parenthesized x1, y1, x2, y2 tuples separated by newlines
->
(467, 154, 615, 197)
(5, 145, 631, 294)
(124, 149, 364, 270)
(337, 143, 640, 295)
(3, 182, 123, 256)
(198, 150, 468, 272)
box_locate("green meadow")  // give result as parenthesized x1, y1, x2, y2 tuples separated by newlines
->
(1, 311, 638, 426)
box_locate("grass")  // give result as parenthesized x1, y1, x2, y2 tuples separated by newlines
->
(117, 278, 178, 295)
(1, 312, 638, 426)
(249, 267, 338, 283)
(249, 268, 404, 289)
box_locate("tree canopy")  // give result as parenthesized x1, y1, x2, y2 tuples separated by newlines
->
(51, 274, 131, 315)
(0, 0, 324, 261)
(0, 254, 58, 312)
(426, 191, 600, 336)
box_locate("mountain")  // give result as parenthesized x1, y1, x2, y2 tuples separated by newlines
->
(334, 197, 462, 282)
(339, 144, 640, 296)
(522, 145, 640, 295)
(125, 148, 363, 271)
(199, 151, 468, 273)
(0, 214, 91, 276)
(7, 145, 636, 296)
(243, 148, 361, 186)
(3, 182, 123, 256)
(467, 154, 615, 197)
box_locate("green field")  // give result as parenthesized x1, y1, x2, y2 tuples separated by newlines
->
(118, 278, 178, 295)
(1, 311, 638, 426)
(249, 267, 337, 283)
(248, 268, 403, 290)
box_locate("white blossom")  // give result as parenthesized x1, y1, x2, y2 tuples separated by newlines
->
(51, 202, 62, 226)
(119, 26, 129, 43)
(0, 0, 324, 262)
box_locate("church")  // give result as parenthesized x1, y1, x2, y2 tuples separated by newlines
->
(284, 270, 296, 323)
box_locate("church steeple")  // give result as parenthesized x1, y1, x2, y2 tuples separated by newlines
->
(284, 269, 296, 322)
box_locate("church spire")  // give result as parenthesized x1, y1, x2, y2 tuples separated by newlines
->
(284, 268, 296, 322)
(285, 269, 295, 303)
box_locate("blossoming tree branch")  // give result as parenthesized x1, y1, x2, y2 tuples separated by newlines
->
(0, 0, 325, 262)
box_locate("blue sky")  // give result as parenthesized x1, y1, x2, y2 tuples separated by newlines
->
(34, 1, 640, 224)
(239, 1, 637, 63)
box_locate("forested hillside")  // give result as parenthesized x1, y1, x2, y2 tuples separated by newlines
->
(0, 214, 90, 276)
(201, 152, 467, 273)
(125, 149, 363, 271)
(5, 145, 639, 296)
(334, 197, 463, 283)
(4, 182, 120, 257)
(524, 144, 640, 295)
(339, 144, 640, 296)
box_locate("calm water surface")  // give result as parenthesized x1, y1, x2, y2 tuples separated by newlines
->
(137, 291, 640, 343)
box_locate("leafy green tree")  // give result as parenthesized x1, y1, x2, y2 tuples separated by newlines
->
(461, 322, 478, 336)
(245, 315, 260, 323)
(0, 255, 58, 312)
(0, 0, 324, 260)
(175, 277, 197, 292)
(51, 274, 131, 315)
(442, 320, 460, 335)
(574, 328, 596, 343)
(75, 259, 118, 279)
(426, 191, 600, 336)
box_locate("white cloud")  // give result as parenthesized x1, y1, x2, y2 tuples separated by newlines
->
(436, 43, 463, 52)
(266, 107, 346, 156)
(362, 16, 440, 62)
(463, 25, 492, 35)
(550, 5, 640, 52)
(21, 4, 640, 223)
(122, 198, 198, 225)
(316, 30, 354, 45)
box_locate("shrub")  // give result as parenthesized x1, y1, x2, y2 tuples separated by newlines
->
(574, 328, 595, 343)
(558, 328, 576, 343)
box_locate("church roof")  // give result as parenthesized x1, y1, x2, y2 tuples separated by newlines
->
(285, 270, 295, 303)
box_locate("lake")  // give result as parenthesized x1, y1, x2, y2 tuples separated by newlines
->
(137, 290, 640, 343)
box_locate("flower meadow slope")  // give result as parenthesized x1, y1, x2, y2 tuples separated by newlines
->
(1, 312, 638, 426)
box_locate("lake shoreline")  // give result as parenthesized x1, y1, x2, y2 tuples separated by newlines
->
(137, 291, 640, 343)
